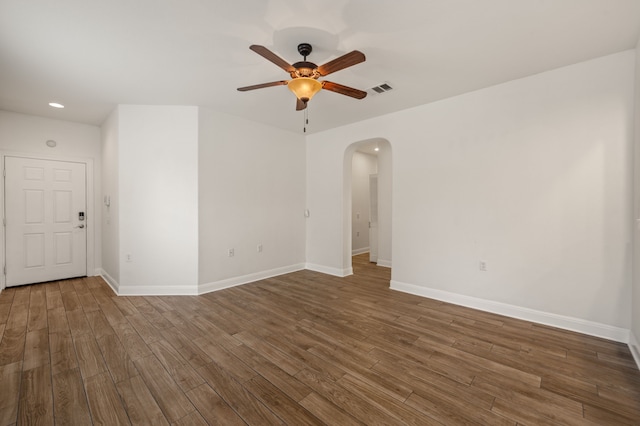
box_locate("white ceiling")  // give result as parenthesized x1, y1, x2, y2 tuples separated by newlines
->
(1, 0, 639, 135)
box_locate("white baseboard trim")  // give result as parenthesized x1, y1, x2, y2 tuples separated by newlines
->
(390, 280, 630, 343)
(629, 333, 640, 371)
(352, 247, 369, 256)
(199, 263, 306, 295)
(118, 285, 198, 296)
(376, 259, 392, 268)
(98, 269, 120, 295)
(305, 263, 353, 277)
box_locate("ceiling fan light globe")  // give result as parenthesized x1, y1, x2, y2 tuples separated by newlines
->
(288, 78, 322, 102)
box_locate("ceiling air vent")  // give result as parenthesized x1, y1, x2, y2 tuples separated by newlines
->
(370, 82, 394, 94)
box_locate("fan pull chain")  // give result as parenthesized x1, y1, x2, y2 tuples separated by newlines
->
(303, 105, 309, 133)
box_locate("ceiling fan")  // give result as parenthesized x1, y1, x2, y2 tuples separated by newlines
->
(237, 43, 367, 111)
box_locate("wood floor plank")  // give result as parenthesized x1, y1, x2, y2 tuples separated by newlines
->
(133, 354, 196, 422)
(127, 313, 163, 344)
(84, 371, 131, 425)
(0, 327, 26, 366)
(185, 383, 246, 426)
(149, 339, 205, 392)
(85, 309, 116, 339)
(23, 328, 50, 370)
(5, 302, 28, 330)
(116, 375, 170, 425)
(52, 368, 92, 425)
(96, 333, 139, 383)
(18, 364, 54, 425)
(243, 374, 324, 425)
(61, 290, 81, 312)
(27, 286, 47, 331)
(338, 373, 444, 426)
(233, 330, 305, 376)
(77, 292, 100, 312)
(12, 286, 31, 306)
(192, 337, 257, 383)
(112, 321, 153, 360)
(45, 286, 64, 310)
(171, 411, 209, 426)
(73, 334, 108, 379)
(47, 307, 70, 334)
(197, 361, 285, 425)
(0, 303, 11, 325)
(66, 308, 93, 337)
(0, 361, 22, 426)
(228, 342, 313, 402)
(299, 391, 366, 426)
(50, 331, 79, 375)
(99, 299, 129, 326)
(294, 367, 407, 425)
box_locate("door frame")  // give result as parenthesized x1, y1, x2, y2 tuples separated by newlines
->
(1, 151, 96, 290)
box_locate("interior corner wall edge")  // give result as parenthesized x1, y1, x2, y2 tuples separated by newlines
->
(306, 49, 636, 331)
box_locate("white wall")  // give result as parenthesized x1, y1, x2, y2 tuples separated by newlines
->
(632, 40, 640, 359)
(351, 152, 377, 254)
(118, 105, 199, 295)
(100, 108, 120, 287)
(0, 110, 102, 288)
(307, 51, 635, 338)
(198, 108, 306, 292)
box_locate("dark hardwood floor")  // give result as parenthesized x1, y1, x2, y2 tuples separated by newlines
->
(1, 253, 639, 425)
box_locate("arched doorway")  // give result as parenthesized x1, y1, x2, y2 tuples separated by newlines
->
(343, 138, 392, 275)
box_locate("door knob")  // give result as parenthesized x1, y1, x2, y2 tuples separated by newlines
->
(75, 224, 85, 229)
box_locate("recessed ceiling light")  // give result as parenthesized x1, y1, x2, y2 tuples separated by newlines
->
(48, 102, 64, 108)
(374, 147, 380, 152)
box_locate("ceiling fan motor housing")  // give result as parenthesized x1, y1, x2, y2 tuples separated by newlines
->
(297, 43, 313, 58)
(291, 62, 319, 78)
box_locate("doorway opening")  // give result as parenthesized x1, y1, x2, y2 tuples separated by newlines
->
(2, 155, 94, 289)
(343, 138, 392, 277)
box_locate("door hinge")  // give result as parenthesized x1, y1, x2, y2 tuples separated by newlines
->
(3, 265, 5, 275)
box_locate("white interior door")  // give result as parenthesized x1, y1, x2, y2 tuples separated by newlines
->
(369, 174, 378, 263)
(5, 156, 87, 287)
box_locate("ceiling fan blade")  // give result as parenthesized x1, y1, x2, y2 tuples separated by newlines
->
(317, 51, 366, 76)
(250, 45, 295, 73)
(322, 81, 367, 99)
(296, 98, 307, 111)
(237, 80, 288, 91)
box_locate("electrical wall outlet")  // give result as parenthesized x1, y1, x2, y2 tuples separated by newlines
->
(479, 261, 487, 271)
(257, 244, 263, 253)
(228, 248, 234, 257)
